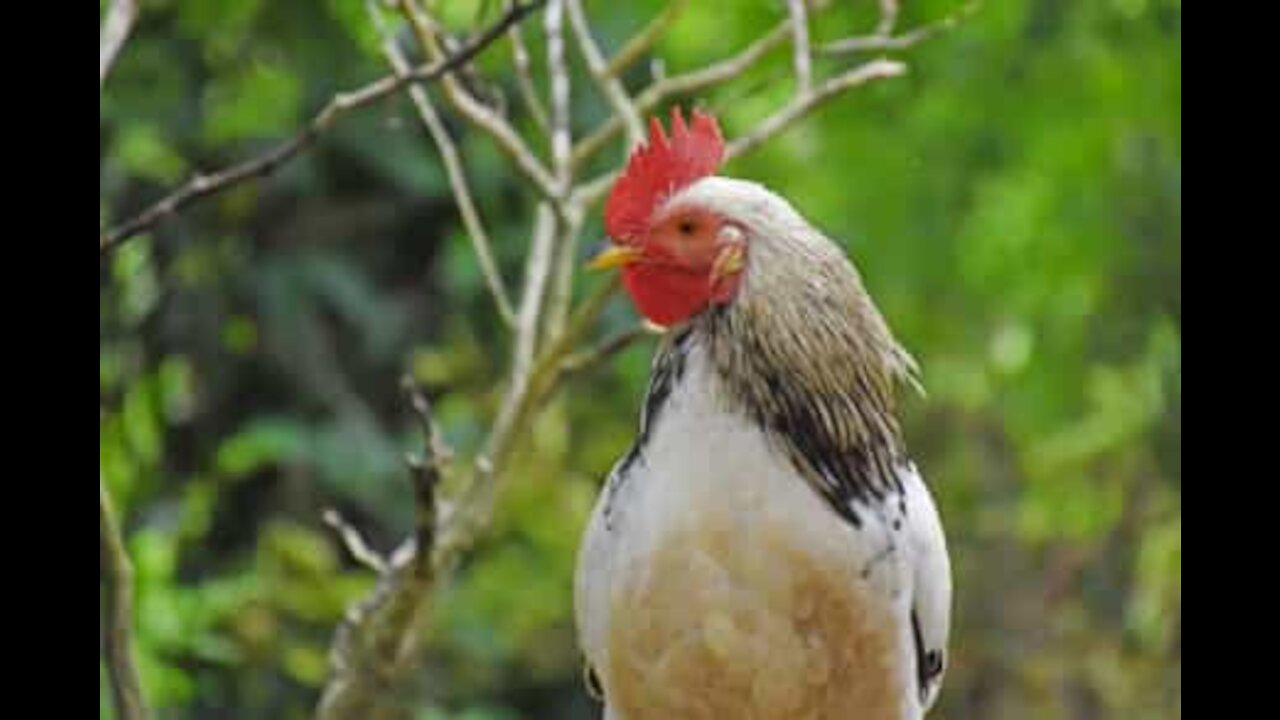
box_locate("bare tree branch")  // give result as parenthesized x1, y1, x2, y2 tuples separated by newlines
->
(402, 378, 445, 581)
(566, 0, 644, 148)
(546, 0, 573, 189)
(423, 276, 621, 593)
(314, 379, 448, 720)
(822, 1, 979, 56)
(506, 0, 550, 132)
(100, 0, 138, 88)
(101, 476, 149, 720)
(100, 0, 546, 256)
(315, 539, 425, 720)
(640, 20, 790, 104)
(323, 509, 389, 574)
(489, 273, 620, 466)
(513, 204, 559, 382)
(539, 0, 592, 340)
(369, 0, 518, 327)
(726, 59, 908, 159)
(572, 57, 909, 210)
(570, 22, 792, 207)
(603, 0, 689, 79)
(399, 0, 560, 203)
(561, 322, 657, 376)
(877, 0, 901, 38)
(786, 0, 812, 95)
(570, 20, 791, 172)
(570, 170, 617, 210)
(543, 206, 584, 341)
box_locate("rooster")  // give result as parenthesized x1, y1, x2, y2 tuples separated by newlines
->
(575, 108, 951, 720)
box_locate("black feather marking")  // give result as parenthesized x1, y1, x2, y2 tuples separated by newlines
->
(603, 327, 692, 528)
(911, 610, 944, 702)
(702, 307, 908, 527)
(583, 659, 605, 702)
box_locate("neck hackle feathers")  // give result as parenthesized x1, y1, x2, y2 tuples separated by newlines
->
(605, 108, 726, 242)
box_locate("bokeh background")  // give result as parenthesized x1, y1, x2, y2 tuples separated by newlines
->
(99, 0, 1181, 718)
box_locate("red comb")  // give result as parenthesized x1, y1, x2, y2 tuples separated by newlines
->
(604, 107, 725, 242)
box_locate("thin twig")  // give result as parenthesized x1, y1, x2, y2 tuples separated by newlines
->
(531, 0, 577, 343)
(877, 0, 901, 38)
(313, 380, 449, 720)
(426, 275, 621, 588)
(401, 377, 444, 580)
(487, 274, 620, 479)
(725, 58, 907, 160)
(604, 0, 690, 79)
(543, 206, 584, 341)
(649, 57, 667, 84)
(513, 204, 558, 383)
(100, 0, 138, 88)
(572, 56, 908, 210)
(561, 322, 655, 375)
(101, 0, 546, 255)
(101, 476, 148, 720)
(566, 0, 644, 148)
(405, 455, 439, 580)
(402, 375, 452, 465)
(323, 509, 388, 574)
(369, 0, 518, 327)
(821, 1, 979, 56)
(571, 171, 617, 210)
(546, 0, 572, 190)
(437, 285, 627, 524)
(506, 0, 550, 132)
(570, 20, 790, 172)
(400, 0, 560, 203)
(786, 0, 812, 95)
(640, 20, 790, 103)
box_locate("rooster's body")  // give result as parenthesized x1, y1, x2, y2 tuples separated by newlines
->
(576, 113, 950, 720)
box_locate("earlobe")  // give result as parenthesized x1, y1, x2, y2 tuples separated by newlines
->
(710, 243, 745, 285)
(709, 227, 747, 304)
(710, 225, 747, 279)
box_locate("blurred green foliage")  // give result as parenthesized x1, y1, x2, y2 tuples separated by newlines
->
(100, 0, 1180, 718)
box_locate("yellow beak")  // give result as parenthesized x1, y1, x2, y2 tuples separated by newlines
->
(586, 243, 643, 271)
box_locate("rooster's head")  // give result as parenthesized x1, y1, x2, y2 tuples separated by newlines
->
(591, 108, 744, 327)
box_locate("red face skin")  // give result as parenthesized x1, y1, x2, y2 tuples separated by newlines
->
(619, 205, 746, 327)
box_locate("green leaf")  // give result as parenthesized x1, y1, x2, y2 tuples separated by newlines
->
(158, 356, 196, 422)
(216, 418, 309, 477)
(222, 315, 260, 354)
(113, 237, 160, 326)
(325, 0, 384, 58)
(113, 123, 188, 183)
(204, 61, 302, 143)
(1128, 511, 1181, 649)
(283, 643, 330, 686)
(177, 0, 263, 39)
(122, 375, 161, 468)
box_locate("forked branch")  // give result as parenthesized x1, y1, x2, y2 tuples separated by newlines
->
(100, 0, 545, 256)
(314, 379, 449, 720)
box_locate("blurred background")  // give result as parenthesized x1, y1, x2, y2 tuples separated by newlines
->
(99, 0, 1181, 718)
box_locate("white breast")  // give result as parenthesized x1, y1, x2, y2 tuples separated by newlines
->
(576, 341, 931, 720)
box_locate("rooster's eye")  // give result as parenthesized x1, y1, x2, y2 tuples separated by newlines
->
(678, 219, 697, 235)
